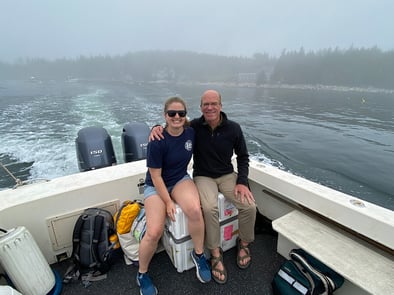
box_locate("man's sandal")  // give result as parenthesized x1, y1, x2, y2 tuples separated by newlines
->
(210, 248, 227, 284)
(237, 239, 252, 269)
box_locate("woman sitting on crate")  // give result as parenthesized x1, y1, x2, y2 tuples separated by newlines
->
(136, 96, 211, 295)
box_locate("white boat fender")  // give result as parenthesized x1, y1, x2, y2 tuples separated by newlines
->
(0, 227, 55, 295)
(0, 285, 22, 295)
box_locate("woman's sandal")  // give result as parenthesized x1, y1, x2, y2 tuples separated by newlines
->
(210, 248, 228, 284)
(237, 239, 252, 269)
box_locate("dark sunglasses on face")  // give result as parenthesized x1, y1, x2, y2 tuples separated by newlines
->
(166, 110, 187, 117)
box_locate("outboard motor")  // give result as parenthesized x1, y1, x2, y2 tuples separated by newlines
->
(76, 126, 117, 172)
(122, 122, 150, 162)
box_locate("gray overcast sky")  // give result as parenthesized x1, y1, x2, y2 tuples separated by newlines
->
(1, 0, 394, 62)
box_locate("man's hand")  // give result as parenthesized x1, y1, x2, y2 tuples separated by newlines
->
(149, 125, 165, 141)
(234, 184, 255, 205)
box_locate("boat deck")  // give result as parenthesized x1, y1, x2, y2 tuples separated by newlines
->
(52, 216, 285, 295)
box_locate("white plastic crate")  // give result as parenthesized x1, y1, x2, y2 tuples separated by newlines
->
(162, 216, 239, 273)
(220, 215, 239, 251)
(218, 193, 238, 222)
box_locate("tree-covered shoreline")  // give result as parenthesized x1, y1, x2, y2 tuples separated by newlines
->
(1, 47, 393, 90)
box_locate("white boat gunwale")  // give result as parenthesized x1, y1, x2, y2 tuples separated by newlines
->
(248, 160, 394, 251)
(1, 158, 393, 294)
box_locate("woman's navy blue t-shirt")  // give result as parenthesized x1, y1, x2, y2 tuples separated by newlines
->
(145, 127, 194, 187)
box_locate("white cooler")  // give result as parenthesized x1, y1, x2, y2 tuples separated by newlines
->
(162, 193, 239, 273)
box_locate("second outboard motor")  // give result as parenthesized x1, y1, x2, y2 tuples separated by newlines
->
(76, 126, 117, 172)
(122, 122, 150, 162)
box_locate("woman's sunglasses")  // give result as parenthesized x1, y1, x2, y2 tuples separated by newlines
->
(166, 110, 187, 117)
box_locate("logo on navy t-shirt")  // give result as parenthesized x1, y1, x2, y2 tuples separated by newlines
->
(185, 140, 192, 151)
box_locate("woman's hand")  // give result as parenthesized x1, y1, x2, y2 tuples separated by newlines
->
(165, 199, 177, 222)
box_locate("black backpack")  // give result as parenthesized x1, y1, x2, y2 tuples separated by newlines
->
(63, 208, 118, 287)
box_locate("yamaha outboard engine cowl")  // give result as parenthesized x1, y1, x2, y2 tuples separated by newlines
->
(76, 126, 117, 172)
(122, 122, 150, 162)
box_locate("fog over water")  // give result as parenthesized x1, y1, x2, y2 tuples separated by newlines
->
(1, 0, 394, 62)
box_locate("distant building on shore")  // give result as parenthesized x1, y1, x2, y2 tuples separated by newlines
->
(238, 72, 257, 84)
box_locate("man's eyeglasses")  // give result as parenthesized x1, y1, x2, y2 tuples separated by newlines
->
(166, 110, 187, 117)
(201, 102, 220, 108)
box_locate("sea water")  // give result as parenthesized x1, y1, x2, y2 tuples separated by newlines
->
(0, 80, 393, 210)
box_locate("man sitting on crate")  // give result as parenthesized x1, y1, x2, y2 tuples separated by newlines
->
(150, 89, 256, 284)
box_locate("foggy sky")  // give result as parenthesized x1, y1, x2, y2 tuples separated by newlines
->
(1, 0, 394, 62)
